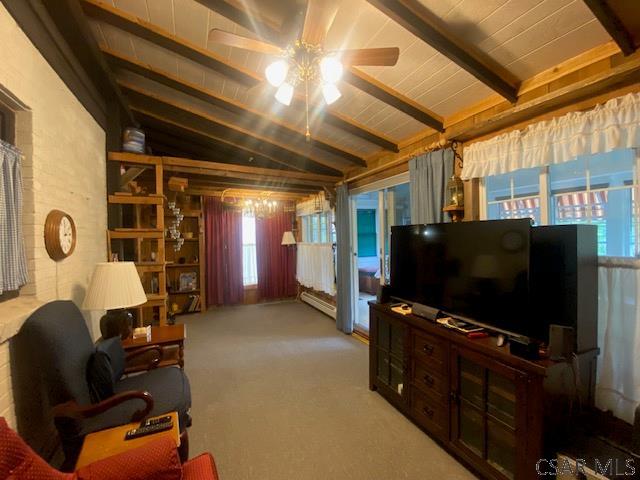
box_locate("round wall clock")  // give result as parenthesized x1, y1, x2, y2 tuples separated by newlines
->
(44, 210, 76, 261)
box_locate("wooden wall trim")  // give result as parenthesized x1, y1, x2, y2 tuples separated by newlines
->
(348, 47, 640, 187)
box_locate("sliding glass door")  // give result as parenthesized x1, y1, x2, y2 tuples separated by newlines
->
(350, 174, 411, 334)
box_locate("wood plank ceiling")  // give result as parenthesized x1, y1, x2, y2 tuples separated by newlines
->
(77, 0, 635, 196)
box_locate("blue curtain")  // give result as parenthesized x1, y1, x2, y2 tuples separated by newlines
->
(335, 184, 353, 334)
(409, 148, 454, 224)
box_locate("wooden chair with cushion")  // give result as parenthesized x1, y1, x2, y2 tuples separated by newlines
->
(17, 300, 192, 468)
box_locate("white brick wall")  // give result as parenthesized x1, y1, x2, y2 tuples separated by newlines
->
(0, 4, 107, 429)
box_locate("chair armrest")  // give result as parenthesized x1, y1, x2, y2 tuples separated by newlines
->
(125, 345, 164, 371)
(53, 390, 154, 423)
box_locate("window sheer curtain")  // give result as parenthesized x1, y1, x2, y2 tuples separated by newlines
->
(597, 258, 640, 424)
(460, 92, 640, 422)
(296, 243, 336, 295)
(0, 139, 28, 293)
(409, 149, 454, 224)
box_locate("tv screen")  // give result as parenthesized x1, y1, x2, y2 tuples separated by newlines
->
(390, 219, 531, 337)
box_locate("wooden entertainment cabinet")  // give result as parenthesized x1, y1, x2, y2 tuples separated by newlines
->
(369, 302, 597, 480)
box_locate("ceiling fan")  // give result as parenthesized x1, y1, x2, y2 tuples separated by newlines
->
(208, 0, 399, 140)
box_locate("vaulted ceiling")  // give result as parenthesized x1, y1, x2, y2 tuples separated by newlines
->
(74, 0, 639, 194)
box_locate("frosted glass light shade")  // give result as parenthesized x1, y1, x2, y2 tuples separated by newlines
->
(281, 231, 296, 245)
(265, 60, 289, 87)
(275, 82, 294, 106)
(322, 83, 342, 105)
(83, 262, 147, 310)
(320, 56, 343, 84)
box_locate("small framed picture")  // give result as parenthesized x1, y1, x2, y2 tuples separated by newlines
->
(179, 272, 197, 292)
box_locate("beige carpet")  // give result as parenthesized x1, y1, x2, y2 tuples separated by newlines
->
(181, 301, 476, 480)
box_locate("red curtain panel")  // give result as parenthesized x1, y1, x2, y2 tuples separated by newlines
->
(255, 206, 297, 300)
(204, 197, 244, 305)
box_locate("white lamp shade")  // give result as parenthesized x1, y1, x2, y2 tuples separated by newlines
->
(320, 56, 343, 84)
(281, 231, 296, 245)
(322, 83, 342, 105)
(275, 82, 294, 106)
(265, 60, 289, 87)
(83, 262, 147, 310)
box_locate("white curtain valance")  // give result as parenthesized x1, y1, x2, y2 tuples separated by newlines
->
(461, 92, 640, 180)
(296, 243, 336, 296)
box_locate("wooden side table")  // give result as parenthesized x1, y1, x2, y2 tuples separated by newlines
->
(122, 324, 186, 374)
(75, 412, 180, 470)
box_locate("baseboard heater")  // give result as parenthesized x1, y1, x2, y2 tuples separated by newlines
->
(300, 292, 337, 319)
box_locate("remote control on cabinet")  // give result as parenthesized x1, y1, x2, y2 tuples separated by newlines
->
(125, 421, 173, 440)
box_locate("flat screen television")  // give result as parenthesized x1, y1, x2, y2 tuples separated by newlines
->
(390, 219, 532, 338)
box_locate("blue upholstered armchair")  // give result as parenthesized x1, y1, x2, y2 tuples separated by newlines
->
(17, 300, 191, 467)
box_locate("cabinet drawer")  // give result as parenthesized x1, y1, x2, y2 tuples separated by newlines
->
(412, 360, 447, 402)
(413, 331, 446, 372)
(411, 388, 448, 441)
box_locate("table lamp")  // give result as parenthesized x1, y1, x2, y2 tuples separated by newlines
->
(281, 231, 296, 245)
(83, 262, 147, 339)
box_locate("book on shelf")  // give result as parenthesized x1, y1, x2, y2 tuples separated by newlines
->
(182, 294, 200, 313)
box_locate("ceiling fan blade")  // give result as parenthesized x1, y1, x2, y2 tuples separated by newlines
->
(301, 0, 340, 46)
(208, 29, 283, 56)
(335, 47, 400, 66)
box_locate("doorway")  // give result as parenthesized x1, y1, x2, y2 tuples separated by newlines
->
(350, 176, 411, 334)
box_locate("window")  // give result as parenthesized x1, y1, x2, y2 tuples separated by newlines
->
(242, 214, 257, 285)
(357, 209, 377, 257)
(483, 148, 638, 257)
(301, 211, 333, 243)
(485, 167, 541, 224)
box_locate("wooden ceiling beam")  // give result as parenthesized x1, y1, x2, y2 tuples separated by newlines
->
(134, 108, 310, 173)
(192, 0, 283, 44)
(162, 156, 339, 184)
(105, 49, 394, 155)
(132, 107, 346, 176)
(144, 128, 283, 169)
(343, 67, 444, 131)
(120, 81, 345, 174)
(320, 108, 399, 152)
(583, 0, 636, 56)
(366, 0, 519, 103)
(186, 178, 320, 194)
(104, 49, 367, 165)
(140, 122, 288, 170)
(186, 186, 308, 200)
(163, 157, 342, 187)
(80, 0, 260, 87)
(191, 0, 443, 132)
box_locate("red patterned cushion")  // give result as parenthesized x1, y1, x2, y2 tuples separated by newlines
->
(182, 453, 219, 480)
(75, 436, 182, 480)
(0, 417, 72, 480)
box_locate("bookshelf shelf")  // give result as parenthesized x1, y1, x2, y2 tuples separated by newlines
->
(164, 191, 206, 316)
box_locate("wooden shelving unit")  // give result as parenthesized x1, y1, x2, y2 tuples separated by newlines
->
(164, 189, 206, 316)
(107, 152, 167, 327)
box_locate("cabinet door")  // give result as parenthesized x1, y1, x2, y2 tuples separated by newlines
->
(370, 309, 408, 403)
(450, 346, 528, 480)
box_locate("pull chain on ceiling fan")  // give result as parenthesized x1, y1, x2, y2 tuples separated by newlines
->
(208, 0, 399, 140)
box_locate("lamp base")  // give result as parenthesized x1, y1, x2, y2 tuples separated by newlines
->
(100, 309, 133, 339)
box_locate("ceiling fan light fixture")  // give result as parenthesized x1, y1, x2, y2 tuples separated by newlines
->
(275, 82, 294, 106)
(322, 83, 342, 105)
(265, 59, 289, 87)
(320, 56, 343, 84)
